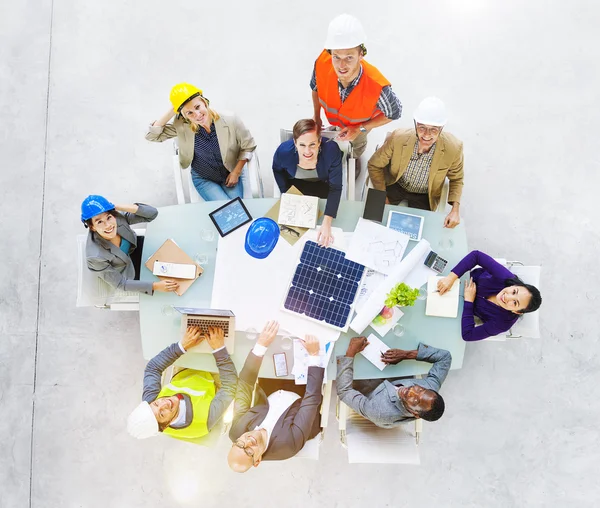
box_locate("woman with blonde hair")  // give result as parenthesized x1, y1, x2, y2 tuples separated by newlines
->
(146, 83, 256, 201)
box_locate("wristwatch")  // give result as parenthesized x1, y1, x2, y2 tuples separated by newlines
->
(359, 125, 367, 133)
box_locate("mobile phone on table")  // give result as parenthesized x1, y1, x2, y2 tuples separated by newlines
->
(273, 353, 288, 377)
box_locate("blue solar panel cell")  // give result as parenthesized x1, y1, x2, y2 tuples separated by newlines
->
(284, 241, 365, 329)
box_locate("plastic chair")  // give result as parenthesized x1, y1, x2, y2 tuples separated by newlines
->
(172, 139, 264, 204)
(76, 230, 145, 311)
(274, 128, 356, 201)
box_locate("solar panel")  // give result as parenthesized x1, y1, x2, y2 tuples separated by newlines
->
(283, 241, 365, 329)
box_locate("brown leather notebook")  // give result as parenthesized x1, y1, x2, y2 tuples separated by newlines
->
(145, 239, 203, 296)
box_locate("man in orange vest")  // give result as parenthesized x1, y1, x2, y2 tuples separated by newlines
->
(311, 14, 402, 160)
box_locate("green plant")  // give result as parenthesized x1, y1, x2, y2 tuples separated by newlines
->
(385, 282, 419, 308)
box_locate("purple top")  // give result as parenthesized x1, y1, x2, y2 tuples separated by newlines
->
(451, 250, 519, 341)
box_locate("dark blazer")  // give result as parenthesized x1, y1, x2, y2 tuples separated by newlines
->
(229, 352, 324, 461)
(85, 203, 157, 294)
(272, 138, 343, 218)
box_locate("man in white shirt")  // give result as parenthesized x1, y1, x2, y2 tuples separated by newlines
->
(228, 321, 325, 472)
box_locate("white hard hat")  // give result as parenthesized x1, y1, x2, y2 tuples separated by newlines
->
(127, 402, 159, 439)
(324, 14, 366, 50)
(413, 97, 448, 127)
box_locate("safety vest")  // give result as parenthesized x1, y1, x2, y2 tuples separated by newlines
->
(314, 49, 391, 128)
(158, 369, 216, 439)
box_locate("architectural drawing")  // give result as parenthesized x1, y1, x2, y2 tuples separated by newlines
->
(277, 193, 319, 229)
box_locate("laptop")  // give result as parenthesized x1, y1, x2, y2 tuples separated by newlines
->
(174, 307, 236, 353)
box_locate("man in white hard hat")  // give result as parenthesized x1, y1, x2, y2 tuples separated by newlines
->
(310, 13, 402, 160)
(127, 326, 238, 440)
(367, 97, 464, 228)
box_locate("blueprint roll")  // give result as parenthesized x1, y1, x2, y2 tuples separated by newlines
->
(350, 239, 431, 334)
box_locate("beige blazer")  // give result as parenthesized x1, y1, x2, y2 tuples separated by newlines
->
(145, 112, 256, 171)
(367, 129, 464, 211)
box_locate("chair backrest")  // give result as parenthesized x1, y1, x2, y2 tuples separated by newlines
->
(508, 265, 542, 338)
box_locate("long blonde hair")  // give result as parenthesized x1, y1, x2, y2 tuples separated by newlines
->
(181, 96, 220, 133)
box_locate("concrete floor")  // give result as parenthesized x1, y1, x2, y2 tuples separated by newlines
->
(1, 0, 598, 506)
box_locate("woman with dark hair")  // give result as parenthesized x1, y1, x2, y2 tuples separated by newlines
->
(272, 119, 343, 247)
(82, 195, 178, 295)
(437, 250, 542, 341)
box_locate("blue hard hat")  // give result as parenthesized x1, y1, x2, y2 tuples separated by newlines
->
(81, 195, 115, 222)
(245, 218, 280, 259)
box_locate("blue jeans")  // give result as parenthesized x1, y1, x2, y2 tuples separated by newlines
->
(191, 171, 244, 201)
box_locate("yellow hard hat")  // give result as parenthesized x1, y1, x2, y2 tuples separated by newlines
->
(170, 83, 204, 114)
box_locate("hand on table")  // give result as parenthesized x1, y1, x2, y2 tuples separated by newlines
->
(464, 277, 477, 302)
(300, 335, 321, 356)
(437, 274, 457, 295)
(381, 349, 408, 365)
(154, 280, 179, 292)
(317, 222, 334, 248)
(346, 336, 369, 358)
(206, 326, 225, 350)
(257, 320, 279, 348)
(443, 208, 461, 228)
(182, 326, 206, 350)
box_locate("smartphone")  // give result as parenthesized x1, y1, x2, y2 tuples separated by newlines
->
(273, 352, 288, 377)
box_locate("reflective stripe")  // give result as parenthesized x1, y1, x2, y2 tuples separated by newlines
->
(319, 99, 379, 125)
(165, 383, 208, 397)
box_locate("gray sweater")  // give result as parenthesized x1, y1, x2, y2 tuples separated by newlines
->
(143, 342, 238, 431)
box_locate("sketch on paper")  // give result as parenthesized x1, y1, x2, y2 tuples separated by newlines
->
(278, 194, 319, 229)
(346, 218, 411, 275)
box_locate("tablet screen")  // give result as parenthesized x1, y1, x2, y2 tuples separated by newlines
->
(209, 197, 253, 237)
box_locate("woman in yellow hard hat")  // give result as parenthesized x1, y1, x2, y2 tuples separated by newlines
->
(146, 83, 256, 201)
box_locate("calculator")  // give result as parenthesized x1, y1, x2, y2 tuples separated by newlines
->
(424, 251, 448, 274)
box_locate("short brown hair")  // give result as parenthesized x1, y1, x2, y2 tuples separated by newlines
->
(292, 119, 321, 141)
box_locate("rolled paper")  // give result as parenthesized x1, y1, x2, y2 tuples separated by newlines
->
(350, 239, 431, 334)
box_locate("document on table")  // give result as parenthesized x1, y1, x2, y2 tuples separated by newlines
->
(425, 276, 460, 318)
(278, 193, 319, 229)
(359, 333, 391, 371)
(346, 218, 410, 275)
(292, 339, 333, 385)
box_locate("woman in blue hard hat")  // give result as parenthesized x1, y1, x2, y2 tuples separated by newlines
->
(82, 195, 178, 294)
(272, 119, 343, 247)
(146, 83, 257, 201)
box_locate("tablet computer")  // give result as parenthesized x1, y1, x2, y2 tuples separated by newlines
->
(387, 210, 424, 241)
(209, 197, 253, 237)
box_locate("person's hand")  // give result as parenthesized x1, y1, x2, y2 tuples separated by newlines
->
(381, 349, 408, 365)
(182, 326, 206, 350)
(346, 336, 369, 358)
(257, 320, 279, 347)
(437, 273, 457, 295)
(225, 170, 241, 187)
(301, 335, 321, 356)
(206, 326, 225, 350)
(336, 126, 361, 142)
(464, 277, 477, 302)
(385, 196, 390, 205)
(317, 221, 334, 248)
(153, 279, 179, 292)
(444, 207, 460, 228)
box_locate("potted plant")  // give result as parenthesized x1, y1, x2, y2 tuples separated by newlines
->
(385, 282, 419, 309)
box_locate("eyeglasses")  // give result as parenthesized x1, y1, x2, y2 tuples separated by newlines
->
(234, 439, 256, 464)
(415, 124, 442, 136)
(280, 225, 300, 238)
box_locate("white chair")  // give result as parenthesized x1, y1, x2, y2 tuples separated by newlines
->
(76, 231, 145, 311)
(483, 259, 542, 341)
(274, 128, 357, 201)
(337, 398, 421, 465)
(172, 139, 264, 204)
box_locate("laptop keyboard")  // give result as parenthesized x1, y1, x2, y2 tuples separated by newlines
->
(187, 318, 230, 337)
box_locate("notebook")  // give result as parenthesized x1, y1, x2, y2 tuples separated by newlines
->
(425, 276, 460, 318)
(145, 239, 203, 296)
(359, 333, 391, 371)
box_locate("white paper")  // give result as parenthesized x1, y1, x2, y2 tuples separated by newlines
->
(359, 333, 391, 371)
(404, 248, 437, 289)
(350, 240, 431, 334)
(292, 339, 332, 385)
(354, 269, 387, 312)
(278, 194, 319, 229)
(346, 218, 410, 275)
(211, 224, 341, 342)
(425, 276, 460, 318)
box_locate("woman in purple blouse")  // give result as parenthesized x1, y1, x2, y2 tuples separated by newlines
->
(437, 250, 542, 341)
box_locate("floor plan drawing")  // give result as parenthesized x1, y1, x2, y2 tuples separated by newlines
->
(278, 193, 319, 229)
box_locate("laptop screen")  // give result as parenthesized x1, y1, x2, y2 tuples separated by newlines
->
(174, 307, 234, 317)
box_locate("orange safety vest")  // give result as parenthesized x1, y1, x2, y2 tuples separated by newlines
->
(314, 49, 391, 128)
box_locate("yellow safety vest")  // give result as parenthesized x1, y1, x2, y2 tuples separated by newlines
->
(158, 369, 216, 439)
